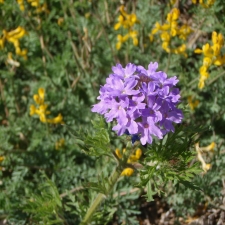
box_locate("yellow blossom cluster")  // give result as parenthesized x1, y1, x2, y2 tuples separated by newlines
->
(188, 96, 199, 110)
(195, 142, 215, 173)
(194, 31, 225, 89)
(192, 0, 215, 8)
(30, 88, 64, 124)
(114, 6, 139, 50)
(115, 148, 142, 176)
(55, 138, 65, 150)
(150, 8, 192, 57)
(0, 26, 28, 60)
(17, 0, 49, 13)
(17, 0, 25, 11)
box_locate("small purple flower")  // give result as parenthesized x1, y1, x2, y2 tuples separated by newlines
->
(138, 117, 163, 145)
(91, 62, 183, 145)
(112, 63, 137, 80)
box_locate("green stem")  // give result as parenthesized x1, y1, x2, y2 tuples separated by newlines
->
(81, 141, 135, 225)
(81, 167, 122, 225)
(207, 70, 225, 86)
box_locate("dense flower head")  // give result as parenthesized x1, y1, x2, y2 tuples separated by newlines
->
(92, 62, 183, 145)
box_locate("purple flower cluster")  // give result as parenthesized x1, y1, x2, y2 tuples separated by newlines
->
(92, 62, 183, 145)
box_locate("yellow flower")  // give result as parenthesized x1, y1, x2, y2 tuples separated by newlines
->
(55, 138, 65, 150)
(188, 96, 199, 110)
(115, 148, 142, 176)
(203, 57, 212, 67)
(0, 156, 4, 162)
(47, 113, 64, 124)
(160, 32, 171, 42)
(114, 5, 139, 50)
(161, 23, 171, 32)
(127, 148, 142, 163)
(29, 105, 37, 116)
(150, 8, 190, 56)
(39, 113, 47, 123)
(203, 0, 216, 8)
(0, 38, 4, 49)
(0, 156, 5, 171)
(35, 104, 51, 123)
(162, 41, 170, 53)
(214, 55, 225, 66)
(33, 88, 45, 105)
(38, 88, 45, 100)
(1, 27, 28, 59)
(30, 88, 64, 124)
(114, 6, 139, 30)
(6, 52, 20, 67)
(0, 0, 4, 3)
(196, 144, 210, 173)
(195, 43, 213, 58)
(170, 0, 177, 5)
(26, 0, 49, 14)
(200, 142, 216, 152)
(178, 24, 193, 40)
(194, 32, 225, 90)
(195, 142, 215, 173)
(15, 48, 28, 60)
(57, 17, 64, 26)
(33, 94, 43, 105)
(121, 168, 134, 176)
(114, 15, 125, 30)
(27, 0, 39, 7)
(173, 44, 187, 57)
(115, 148, 122, 158)
(151, 22, 162, 35)
(169, 21, 178, 37)
(85, 12, 91, 19)
(116, 41, 122, 50)
(6, 26, 27, 40)
(135, 148, 142, 159)
(212, 31, 224, 46)
(129, 30, 138, 46)
(116, 34, 123, 50)
(198, 77, 207, 90)
(37, 3, 49, 14)
(17, 0, 25, 11)
(202, 163, 211, 172)
(198, 66, 209, 89)
(149, 34, 154, 42)
(192, 0, 215, 7)
(212, 44, 221, 57)
(166, 8, 180, 32)
(116, 33, 129, 50)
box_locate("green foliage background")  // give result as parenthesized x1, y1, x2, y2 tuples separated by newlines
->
(1, 0, 225, 224)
